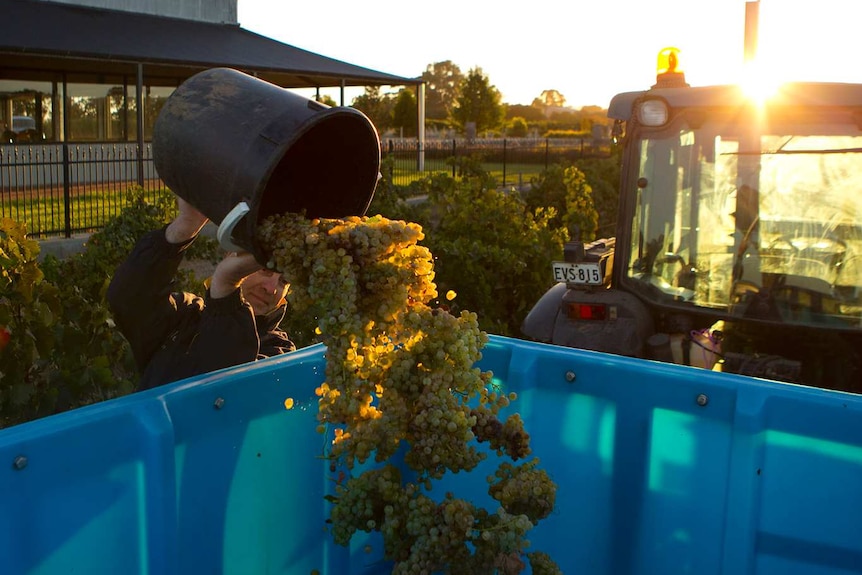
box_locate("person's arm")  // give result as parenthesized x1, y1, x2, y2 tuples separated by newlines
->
(182, 251, 267, 371)
(208, 251, 264, 298)
(165, 197, 209, 244)
(107, 198, 209, 371)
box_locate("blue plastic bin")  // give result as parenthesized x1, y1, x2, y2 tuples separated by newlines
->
(3, 335, 862, 574)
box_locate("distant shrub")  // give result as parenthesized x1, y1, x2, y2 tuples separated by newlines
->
(508, 116, 528, 138)
(542, 129, 589, 138)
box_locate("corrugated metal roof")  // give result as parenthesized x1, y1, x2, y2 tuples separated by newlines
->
(0, 0, 415, 88)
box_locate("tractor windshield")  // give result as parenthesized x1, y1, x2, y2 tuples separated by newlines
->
(625, 108, 862, 331)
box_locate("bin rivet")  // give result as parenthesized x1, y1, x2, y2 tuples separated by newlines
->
(213, 397, 225, 410)
(565, 371, 576, 382)
(12, 455, 27, 470)
(696, 393, 709, 406)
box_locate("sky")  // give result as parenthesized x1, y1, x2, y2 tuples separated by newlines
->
(237, 0, 862, 109)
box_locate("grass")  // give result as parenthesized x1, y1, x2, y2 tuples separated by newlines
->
(388, 162, 546, 188)
(1, 187, 172, 237)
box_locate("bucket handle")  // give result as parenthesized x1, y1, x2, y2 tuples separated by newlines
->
(217, 201, 250, 252)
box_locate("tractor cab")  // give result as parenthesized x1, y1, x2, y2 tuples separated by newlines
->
(523, 48, 862, 393)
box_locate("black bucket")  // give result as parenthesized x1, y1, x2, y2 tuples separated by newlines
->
(152, 67, 380, 262)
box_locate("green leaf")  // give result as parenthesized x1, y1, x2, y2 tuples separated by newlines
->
(11, 383, 33, 406)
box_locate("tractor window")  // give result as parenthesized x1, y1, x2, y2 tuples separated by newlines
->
(629, 129, 700, 300)
(625, 113, 862, 331)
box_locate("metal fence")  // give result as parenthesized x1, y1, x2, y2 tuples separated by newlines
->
(1, 137, 609, 238)
(383, 137, 610, 187)
(0, 142, 163, 238)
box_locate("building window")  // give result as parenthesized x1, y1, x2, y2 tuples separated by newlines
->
(0, 79, 54, 143)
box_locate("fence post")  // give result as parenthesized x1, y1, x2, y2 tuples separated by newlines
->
(136, 63, 145, 188)
(388, 139, 394, 183)
(451, 139, 456, 178)
(502, 138, 507, 187)
(417, 136, 425, 173)
(61, 74, 72, 238)
(62, 143, 71, 238)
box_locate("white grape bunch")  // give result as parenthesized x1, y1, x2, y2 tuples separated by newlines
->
(258, 212, 560, 574)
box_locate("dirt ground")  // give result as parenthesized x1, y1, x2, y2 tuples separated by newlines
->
(179, 257, 217, 281)
(39, 233, 219, 288)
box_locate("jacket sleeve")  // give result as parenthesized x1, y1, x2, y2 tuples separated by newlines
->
(106, 226, 197, 371)
(186, 287, 262, 372)
(256, 306, 296, 359)
(108, 226, 281, 383)
(258, 329, 295, 358)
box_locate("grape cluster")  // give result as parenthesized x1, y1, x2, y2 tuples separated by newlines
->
(526, 552, 563, 575)
(258, 212, 560, 574)
(471, 397, 531, 461)
(489, 460, 556, 523)
(327, 464, 403, 546)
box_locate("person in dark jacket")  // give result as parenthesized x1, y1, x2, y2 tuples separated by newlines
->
(107, 196, 295, 390)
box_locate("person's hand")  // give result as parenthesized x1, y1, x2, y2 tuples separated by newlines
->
(165, 197, 209, 244)
(209, 251, 265, 299)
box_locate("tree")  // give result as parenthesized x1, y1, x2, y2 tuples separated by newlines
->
(450, 67, 504, 136)
(69, 96, 98, 139)
(508, 116, 528, 138)
(317, 94, 337, 107)
(420, 60, 463, 120)
(543, 109, 583, 132)
(351, 86, 393, 134)
(505, 103, 546, 123)
(535, 89, 567, 108)
(391, 88, 418, 137)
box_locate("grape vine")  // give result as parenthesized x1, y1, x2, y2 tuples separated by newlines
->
(258, 213, 560, 574)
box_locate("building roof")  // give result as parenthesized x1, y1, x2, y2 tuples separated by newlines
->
(0, 0, 416, 89)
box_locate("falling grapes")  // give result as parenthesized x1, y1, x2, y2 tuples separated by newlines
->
(258, 213, 560, 574)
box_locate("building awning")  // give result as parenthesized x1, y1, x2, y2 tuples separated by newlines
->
(0, 0, 417, 89)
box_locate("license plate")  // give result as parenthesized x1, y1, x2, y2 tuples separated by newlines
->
(552, 262, 603, 285)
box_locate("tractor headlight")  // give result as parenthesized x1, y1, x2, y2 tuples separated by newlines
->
(637, 99, 669, 126)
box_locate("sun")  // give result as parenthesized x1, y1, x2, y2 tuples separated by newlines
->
(655, 2, 859, 101)
(730, 1, 860, 102)
(748, 1, 859, 87)
(739, 60, 782, 103)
